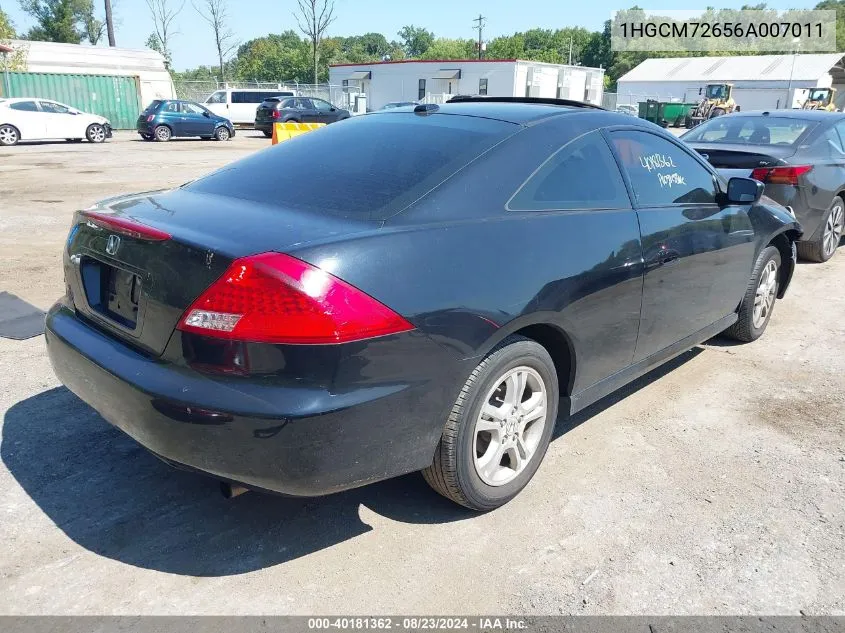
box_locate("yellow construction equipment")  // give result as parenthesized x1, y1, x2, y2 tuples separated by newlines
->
(271, 121, 326, 144)
(686, 84, 737, 127)
(801, 87, 838, 111)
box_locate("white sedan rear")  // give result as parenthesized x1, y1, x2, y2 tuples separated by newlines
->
(0, 98, 112, 146)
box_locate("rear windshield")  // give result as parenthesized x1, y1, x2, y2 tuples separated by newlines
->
(682, 116, 816, 146)
(186, 113, 517, 220)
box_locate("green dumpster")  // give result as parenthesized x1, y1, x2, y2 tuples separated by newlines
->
(638, 100, 659, 123)
(639, 101, 698, 127)
(661, 102, 698, 127)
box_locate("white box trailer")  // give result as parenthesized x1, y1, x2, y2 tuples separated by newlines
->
(329, 59, 605, 111)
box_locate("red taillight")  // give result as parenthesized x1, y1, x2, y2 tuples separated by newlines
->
(146, 114, 154, 122)
(81, 210, 171, 241)
(271, 110, 281, 119)
(750, 165, 812, 185)
(177, 252, 415, 345)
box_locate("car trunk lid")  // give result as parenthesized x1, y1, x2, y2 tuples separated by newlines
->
(687, 142, 796, 178)
(65, 188, 376, 356)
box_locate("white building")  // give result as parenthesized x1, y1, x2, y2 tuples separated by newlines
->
(8, 40, 175, 104)
(329, 59, 605, 111)
(616, 53, 845, 111)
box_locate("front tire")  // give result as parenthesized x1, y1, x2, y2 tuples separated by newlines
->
(0, 124, 20, 146)
(710, 107, 726, 118)
(214, 126, 231, 141)
(796, 196, 843, 263)
(423, 336, 559, 511)
(722, 246, 781, 342)
(86, 123, 106, 143)
(153, 125, 172, 142)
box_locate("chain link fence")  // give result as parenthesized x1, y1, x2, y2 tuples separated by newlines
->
(174, 79, 346, 107)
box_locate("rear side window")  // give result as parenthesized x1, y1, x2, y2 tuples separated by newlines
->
(206, 91, 225, 104)
(809, 124, 845, 159)
(10, 101, 38, 112)
(187, 113, 517, 220)
(610, 130, 717, 206)
(143, 100, 163, 113)
(232, 91, 265, 104)
(508, 131, 630, 211)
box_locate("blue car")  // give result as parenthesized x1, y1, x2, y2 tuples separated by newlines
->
(137, 99, 235, 142)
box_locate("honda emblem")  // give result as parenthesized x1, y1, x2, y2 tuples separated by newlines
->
(106, 234, 120, 256)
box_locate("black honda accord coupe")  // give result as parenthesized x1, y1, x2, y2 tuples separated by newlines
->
(46, 97, 801, 511)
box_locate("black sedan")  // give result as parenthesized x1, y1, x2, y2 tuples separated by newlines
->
(254, 96, 350, 136)
(682, 110, 845, 262)
(46, 97, 800, 511)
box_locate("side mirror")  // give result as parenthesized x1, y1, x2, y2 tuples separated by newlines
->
(699, 87, 702, 95)
(330, 106, 336, 111)
(203, 111, 210, 117)
(727, 177, 763, 204)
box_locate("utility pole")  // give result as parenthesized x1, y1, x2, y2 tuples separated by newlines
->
(473, 14, 486, 60)
(104, 0, 116, 47)
(568, 36, 573, 65)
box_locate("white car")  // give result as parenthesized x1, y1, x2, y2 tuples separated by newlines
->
(0, 98, 112, 146)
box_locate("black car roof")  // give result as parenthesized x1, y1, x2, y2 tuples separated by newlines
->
(373, 101, 613, 126)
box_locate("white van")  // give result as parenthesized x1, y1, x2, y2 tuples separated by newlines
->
(204, 88, 296, 126)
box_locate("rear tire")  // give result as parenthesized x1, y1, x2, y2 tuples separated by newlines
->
(796, 196, 844, 263)
(214, 126, 231, 141)
(262, 130, 273, 138)
(86, 123, 106, 143)
(0, 124, 20, 146)
(722, 246, 781, 342)
(422, 336, 559, 511)
(153, 125, 171, 142)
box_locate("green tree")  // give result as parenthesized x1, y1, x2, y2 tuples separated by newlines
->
(145, 32, 171, 67)
(19, 0, 98, 43)
(232, 31, 310, 82)
(419, 37, 475, 60)
(398, 24, 434, 57)
(1, 7, 15, 39)
(816, 0, 845, 52)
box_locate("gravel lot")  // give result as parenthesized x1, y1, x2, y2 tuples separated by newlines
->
(0, 131, 843, 615)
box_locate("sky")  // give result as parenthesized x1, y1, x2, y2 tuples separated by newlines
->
(0, 0, 825, 71)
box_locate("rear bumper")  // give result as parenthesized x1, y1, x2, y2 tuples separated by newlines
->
(44, 304, 457, 496)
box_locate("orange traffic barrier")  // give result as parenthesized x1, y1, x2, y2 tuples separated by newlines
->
(271, 121, 326, 144)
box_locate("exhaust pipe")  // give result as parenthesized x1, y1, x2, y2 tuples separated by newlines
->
(220, 482, 249, 499)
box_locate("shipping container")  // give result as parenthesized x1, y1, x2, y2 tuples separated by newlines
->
(1, 72, 141, 129)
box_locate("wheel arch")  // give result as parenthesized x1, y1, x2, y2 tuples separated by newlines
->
(767, 228, 801, 298)
(476, 320, 576, 398)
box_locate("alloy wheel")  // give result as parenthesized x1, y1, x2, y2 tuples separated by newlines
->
(752, 259, 778, 329)
(0, 125, 19, 145)
(473, 366, 548, 487)
(823, 201, 844, 258)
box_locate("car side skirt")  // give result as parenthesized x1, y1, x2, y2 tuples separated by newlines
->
(566, 313, 738, 416)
